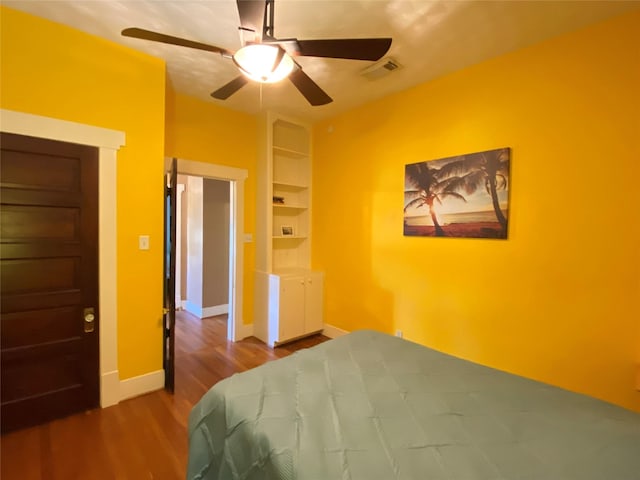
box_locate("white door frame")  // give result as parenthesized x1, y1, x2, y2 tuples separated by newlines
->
(167, 158, 248, 341)
(0, 109, 123, 408)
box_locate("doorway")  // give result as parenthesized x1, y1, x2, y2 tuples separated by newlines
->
(177, 175, 231, 322)
(166, 158, 248, 342)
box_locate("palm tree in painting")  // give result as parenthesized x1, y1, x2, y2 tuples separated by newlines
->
(436, 148, 510, 235)
(404, 162, 467, 237)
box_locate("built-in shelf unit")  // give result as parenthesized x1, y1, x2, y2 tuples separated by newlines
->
(255, 112, 323, 346)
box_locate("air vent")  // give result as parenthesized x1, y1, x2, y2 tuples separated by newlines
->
(360, 57, 402, 81)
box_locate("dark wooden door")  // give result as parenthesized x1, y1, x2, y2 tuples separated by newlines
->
(163, 158, 177, 392)
(0, 132, 100, 433)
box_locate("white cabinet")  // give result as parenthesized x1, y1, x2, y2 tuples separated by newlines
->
(255, 112, 324, 346)
(257, 271, 323, 347)
(303, 272, 323, 333)
(277, 275, 305, 341)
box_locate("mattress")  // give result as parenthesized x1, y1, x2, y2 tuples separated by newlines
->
(187, 330, 640, 479)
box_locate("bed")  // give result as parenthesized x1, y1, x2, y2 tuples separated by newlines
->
(187, 329, 640, 479)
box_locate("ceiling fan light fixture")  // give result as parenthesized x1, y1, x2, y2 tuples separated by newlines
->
(233, 44, 294, 83)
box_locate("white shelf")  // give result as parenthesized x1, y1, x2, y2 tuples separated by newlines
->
(272, 235, 307, 240)
(273, 146, 308, 159)
(257, 113, 312, 273)
(273, 181, 308, 190)
(273, 204, 307, 210)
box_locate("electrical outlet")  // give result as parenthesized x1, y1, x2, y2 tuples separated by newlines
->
(395, 330, 403, 338)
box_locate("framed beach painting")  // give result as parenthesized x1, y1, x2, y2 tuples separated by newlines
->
(404, 147, 510, 238)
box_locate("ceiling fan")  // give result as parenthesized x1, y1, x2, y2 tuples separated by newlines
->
(122, 0, 392, 106)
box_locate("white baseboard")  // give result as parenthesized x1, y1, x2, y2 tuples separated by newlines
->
(101, 370, 120, 408)
(323, 323, 349, 339)
(202, 304, 229, 317)
(119, 370, 165, 402)
(185, 301, 229, 319)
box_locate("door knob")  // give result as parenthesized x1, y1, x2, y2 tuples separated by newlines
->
(84, 307, 96, 333)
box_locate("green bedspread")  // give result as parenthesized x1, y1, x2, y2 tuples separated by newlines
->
(187, 330, 640, 479)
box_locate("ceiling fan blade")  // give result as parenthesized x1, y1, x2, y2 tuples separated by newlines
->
(211, 75, 249, 100)
(122, 28, 231, 56)
(295, 38, 392, 61)
(289, 69, 332, 106)
(236, 0, 267, 42)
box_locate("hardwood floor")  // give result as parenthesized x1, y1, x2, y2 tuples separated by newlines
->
(1, 311, 329, 479)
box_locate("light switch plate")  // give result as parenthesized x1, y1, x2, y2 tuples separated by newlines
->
(139, 235, 150, 250)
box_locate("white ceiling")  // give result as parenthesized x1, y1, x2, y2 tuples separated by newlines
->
(5, 0, 640, 123)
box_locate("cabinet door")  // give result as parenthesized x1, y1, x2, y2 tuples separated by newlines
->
(278, 276, 305, 342)
(304, 272, 324, 333)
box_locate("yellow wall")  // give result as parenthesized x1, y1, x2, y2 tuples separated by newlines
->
(0, 7, 166, 379)
(312, 11, 640, 411)
(2, 5, 638, 411)
(164, 90, 257, 325)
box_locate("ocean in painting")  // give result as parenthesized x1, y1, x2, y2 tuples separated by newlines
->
(404, 209, 507, 226)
